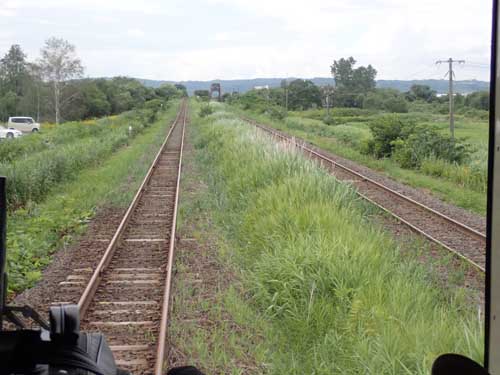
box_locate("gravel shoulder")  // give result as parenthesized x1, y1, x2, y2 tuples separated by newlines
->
(12, 208, 124, 321)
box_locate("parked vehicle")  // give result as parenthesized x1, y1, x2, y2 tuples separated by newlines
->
(0, 126, 22, 139)
(7, 117, 40, 132)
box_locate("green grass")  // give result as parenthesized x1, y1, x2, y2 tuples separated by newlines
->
(190, 104, 483, 374)
(234, 108, 487, 214)
(6, 103, 179, 293)
(171, 117, 270, 373)
(0, 113, 140, 163)
(0, 108, 167, 209)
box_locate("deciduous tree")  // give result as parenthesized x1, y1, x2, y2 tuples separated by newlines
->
(38, 37, 84, 124)
(330, 57, 377, 107)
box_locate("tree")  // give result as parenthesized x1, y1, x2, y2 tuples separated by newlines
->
(363, 88, 408, 113)
(194, 90, 210, 100)
(38, 37, 84, 124)
(155, 83, 179, 99)
(0, 45, 28, 96)
(0, 92, 18, 121)
(465, 91, 489, 111)
(330, 57, 377, 92)
(405, 84, 436, 102)
(287, 79, 322, 110)
(330, 57, 377, 107)
(174, 84, 188, 96)
(0, 45, 34, 117)
(81, 80, 111, 118)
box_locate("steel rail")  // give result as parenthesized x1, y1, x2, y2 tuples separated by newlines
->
(77, 101, 185, 317)
(242, 116, 486, 272)
(154, 102, 186, 375)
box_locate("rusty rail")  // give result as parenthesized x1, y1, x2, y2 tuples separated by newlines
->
(242, 116, 486, 272)
(154, 102, 186, 375)
(77, 99, 187, 374)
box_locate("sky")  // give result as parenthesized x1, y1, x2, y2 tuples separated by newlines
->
(0, 0, 493, 82)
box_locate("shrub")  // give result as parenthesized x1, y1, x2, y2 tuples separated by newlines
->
(199, 104, 214, 118)
(465, 91, 490, 111)
(420, 157, 487, 192)
(384, 96, 409, 113)
(366, 114, 415, 157)
(392, 126, 471, 168)
(329, 125, 369, 149)
(362, 88, 408, 113)
(457, 107, 489, 120)
(265, 106, 286, 120)
(0, 111, 153, 209)
(330, 107, 374, 117)
(195, 110, 483, 374)
(333, 115, 373, 124)
(323, 116, 336, 125)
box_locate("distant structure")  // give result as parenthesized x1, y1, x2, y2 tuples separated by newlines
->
(209, 83, 222, 101)
(254, 85, 269, 90)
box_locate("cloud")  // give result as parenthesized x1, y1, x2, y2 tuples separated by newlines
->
(127, 29, 146, 38)
(0, 0, 493, 81)
(0, 0, 18, 16)
(1, 0, 183, 15)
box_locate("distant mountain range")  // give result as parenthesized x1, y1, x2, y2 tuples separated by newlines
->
(136, 77, 489, 95)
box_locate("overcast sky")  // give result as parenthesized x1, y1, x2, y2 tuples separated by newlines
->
(0, 0, 493, 81)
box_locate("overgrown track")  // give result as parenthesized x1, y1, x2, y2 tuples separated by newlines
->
(51, 100, 187, 375)
(242, 117, 486, 272)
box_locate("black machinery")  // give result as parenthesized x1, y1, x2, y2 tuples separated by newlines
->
(0, 175, 203, 372)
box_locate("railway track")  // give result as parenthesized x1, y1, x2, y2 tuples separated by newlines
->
(51, 100, 188, 375)
(242, 117, 486, 272)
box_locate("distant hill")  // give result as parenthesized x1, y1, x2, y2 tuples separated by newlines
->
(137, 77, 489, 95)
(376, 79, 489, 94)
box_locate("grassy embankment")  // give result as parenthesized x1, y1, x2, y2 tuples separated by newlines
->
(233, 107, 487, 215)
(4, 102, 179, 293)
(0, 110, 161, 209)
(178, 102, 483, 374)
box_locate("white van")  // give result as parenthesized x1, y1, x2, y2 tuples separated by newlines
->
(7, 117, 40, 133)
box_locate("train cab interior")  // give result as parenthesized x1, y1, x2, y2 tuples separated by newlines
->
(1, 1, 500, 374)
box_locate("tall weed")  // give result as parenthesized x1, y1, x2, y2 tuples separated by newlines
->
(1, 110, 157, 208)
(195, 108, 483, 374)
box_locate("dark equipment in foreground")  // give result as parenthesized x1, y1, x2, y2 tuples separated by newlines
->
(1, 304, 125, 375)
(0, 175, 126, 375)
(0, 175, 205, 374)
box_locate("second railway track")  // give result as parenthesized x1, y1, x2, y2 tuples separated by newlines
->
(50, 100, 188, 375)
(243, 117, 486, 272)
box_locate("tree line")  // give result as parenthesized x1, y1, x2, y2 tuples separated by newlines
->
(224, 56, 489, 115)
(0, 39, 187, 124)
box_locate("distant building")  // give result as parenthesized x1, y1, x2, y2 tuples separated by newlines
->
(254, 85, 269, 90)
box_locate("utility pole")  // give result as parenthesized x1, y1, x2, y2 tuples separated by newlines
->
(285, 81, 289, 113)
(325, 94, 330, 117)
(436, 58, 465, 138)
(324, 85, 334, 119)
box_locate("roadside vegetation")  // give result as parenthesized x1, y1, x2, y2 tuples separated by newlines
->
(6, 102, 179, 293)
(0, 102, 168, 209)
(0, 39, 188, 217)
(0, 41, 187, 124)
(187, 102, 483, 374)
(224, 57, 488, 215)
